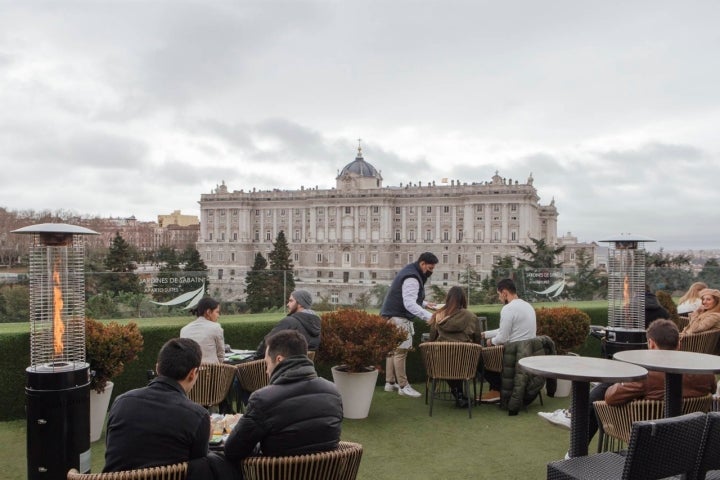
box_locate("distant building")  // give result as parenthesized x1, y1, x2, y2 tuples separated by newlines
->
(558, 232, 599, 268)
(197, 147, 561, 304)
(158, 210, 199, 228)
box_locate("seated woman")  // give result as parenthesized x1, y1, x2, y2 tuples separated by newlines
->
(681, 288, 720, 335)
(180, 297, 225, 364)
(677, 282, 708, 316)
(428, 286, 481, 408)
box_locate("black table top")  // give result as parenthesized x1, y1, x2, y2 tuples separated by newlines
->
(613, 349, 720, 374)
(518, 355, 648, 383)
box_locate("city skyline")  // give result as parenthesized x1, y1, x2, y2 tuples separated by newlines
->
(2, 2, 719, 251)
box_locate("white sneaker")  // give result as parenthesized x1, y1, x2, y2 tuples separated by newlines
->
(384, 382, 399, 392)
(538, 409, 571, 430)
(398, 384, 422, 398)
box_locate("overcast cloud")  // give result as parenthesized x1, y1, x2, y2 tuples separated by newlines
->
(2, 1, 719, 250)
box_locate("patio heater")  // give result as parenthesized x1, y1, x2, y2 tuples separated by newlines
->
(12, 223, 98, 480)
(596, 233, 656, 358)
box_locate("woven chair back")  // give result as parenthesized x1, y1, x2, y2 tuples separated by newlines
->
(419, 342, 482, 380)
(594, 394, 713, 448)
(480, 345, 504, 373)
(680, 328, 720, 354)
(67, 462, 187, 480)
(187, 363, 237, 408)
(241, 441, 363, 480)
(235, 359, 270, 393)
(675, 316, 690, 331)
(622, 412, 707, 480)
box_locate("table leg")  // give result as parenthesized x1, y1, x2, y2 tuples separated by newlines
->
(664, 373, 683, 417)
(569, 380, 590, 458)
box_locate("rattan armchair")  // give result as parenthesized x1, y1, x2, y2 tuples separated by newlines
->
(419, 342, 482, 418)
(594, 394, 712, 452)
(680, 328, 720, 354)
(676, 316, 690, 331)
(477, 344, 504, 402)
(235, 359, 270, 412)
(695, 411, 720, 480)
(187, 363, 238, 410)
(67, 463, 187, 480)
(240, 441, 363, 480)
(547, 412, 708, 480)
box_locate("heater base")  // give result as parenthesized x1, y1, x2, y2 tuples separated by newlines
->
(26, 365, 91, 480)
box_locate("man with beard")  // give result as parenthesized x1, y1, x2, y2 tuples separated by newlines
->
(253, 290, 321, 360)
(480, 278, 537, 402)
(380, 252, 439, 398)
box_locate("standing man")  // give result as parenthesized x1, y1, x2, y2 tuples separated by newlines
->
(480, 278, 536, 402)
(224, 330, 343, 463)
(104, 338, 240, 480)
(380, 251, 439, 398)
(253, 290, 321, 360)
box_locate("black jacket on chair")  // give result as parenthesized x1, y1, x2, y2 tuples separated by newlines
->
(224, 355, 343, 464)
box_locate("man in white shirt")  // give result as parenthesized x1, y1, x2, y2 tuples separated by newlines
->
(480, 278, 536, 401)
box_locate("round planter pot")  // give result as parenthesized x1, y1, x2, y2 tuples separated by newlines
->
(553, 378, 572, 398)
(331, 366, 379, 419)
(90, 381, 114, 442)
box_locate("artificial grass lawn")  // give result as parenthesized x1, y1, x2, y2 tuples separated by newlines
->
(0, 386, 586, 480)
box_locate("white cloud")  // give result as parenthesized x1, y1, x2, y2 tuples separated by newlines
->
(1, 1, 719, 250)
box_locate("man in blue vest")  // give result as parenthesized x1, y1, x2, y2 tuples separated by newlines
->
(380, 252, 439, 398)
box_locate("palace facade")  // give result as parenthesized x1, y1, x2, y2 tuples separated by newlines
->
(197, 147, 570, 304)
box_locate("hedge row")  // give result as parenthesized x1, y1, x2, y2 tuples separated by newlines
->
(0, 306, 608, 422)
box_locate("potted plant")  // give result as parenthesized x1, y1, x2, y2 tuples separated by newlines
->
(85, 318, 144, 441)
(317, 309, 406, 419)
(536, 306, 590, 397)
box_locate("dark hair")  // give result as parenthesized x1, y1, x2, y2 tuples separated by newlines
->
(266, 329, 308, 359)
(496, 278, 517, 294)
(646, 319, 679, 350)
(190, 297, 219, 317)
(417, 252, 439, 265)
(156, 338, 202, 380)
(442, 286, 468, 316)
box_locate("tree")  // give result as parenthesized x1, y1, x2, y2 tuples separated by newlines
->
(245, 253, 272, 312)
(428, 284, 447, 303)
(152, 249, 181, 302)
(517, 237, 566, 269)
(698, 258, 720, 287)
(267, 231, 295, 309)
(645, 249, 694, 293)
(458, 266, 484, 305)
(180, 245, 209, 295)
(369, 283, 390, 308)
(568, 248, 605, 300)
(100, 232, 143, 294)
(479, 255, 515, 304)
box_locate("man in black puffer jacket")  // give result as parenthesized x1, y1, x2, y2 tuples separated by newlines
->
(225, 330, 343, 464)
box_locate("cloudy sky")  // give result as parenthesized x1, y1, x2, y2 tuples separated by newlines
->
(2, 1, 719, 250)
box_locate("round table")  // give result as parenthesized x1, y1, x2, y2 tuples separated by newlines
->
(519, 355, 647, 458)
(613, 349, 720, 418)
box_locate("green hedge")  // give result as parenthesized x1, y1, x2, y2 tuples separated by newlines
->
(0, 305, 609, 421)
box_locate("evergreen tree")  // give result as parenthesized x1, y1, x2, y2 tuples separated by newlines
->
(568, 248, 605, 300)
(645, 248, 694, 292)
(267, 231, 295, 309)
(479, 255, 515, 304)
(181, 245, 209, 295)
(458, 266, 484, 305)
(100, 232, 143, 294)
(698, 258, 720, 287)
(153, 249, 181, 302)
(245, 253, 272, 312)
(516, 237, 566, 269)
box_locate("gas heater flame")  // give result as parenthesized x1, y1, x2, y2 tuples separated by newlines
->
(623, 275, 630, 307)
(52, 259, 65, 355)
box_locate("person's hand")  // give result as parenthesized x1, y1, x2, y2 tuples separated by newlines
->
(426, 302, 437, 310)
